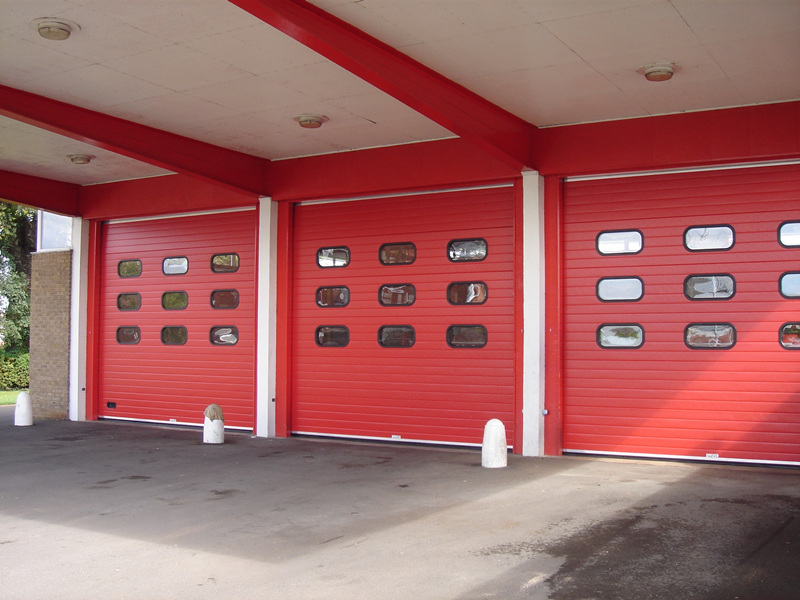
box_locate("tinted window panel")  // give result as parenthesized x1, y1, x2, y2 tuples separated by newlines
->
(597, 324, 644, 348)
(685, 324, 736, 349)
(380, 243, 416, 265)
(316, 287, 349, 307)
(211, 253, 239, 273)
(117, 293, 141, 311)
(447, 282, 488, 305)
(684, 225, 734, 251)
(163, 256, 188, 275)
(162, 291, 188, 310)
(378, 325, 415, 348)
(596, 230, 642, 255)
(316, 325, 349, 347)
(161, 326, 188, 345)
(116, 326, 141, 345)
(780, 273, 800, 298)
(684, 275, 735, 300)
(780, 323, 800, 349)
(210, 326, 239, 346)
(317, 247, 350, 268)
(446, 325, 487, 348)
(448, 239, 487, 262)
(596, 277, 643, 302)
(118, 259, 142, 278)
(379, 284, 416, 306)
(211, 289, 240, 309)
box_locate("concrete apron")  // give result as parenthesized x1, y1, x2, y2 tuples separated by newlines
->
(0, 407, 798, 600)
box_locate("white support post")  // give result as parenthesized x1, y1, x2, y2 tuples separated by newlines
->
(69, 217, 89, 422)
(522, 171, 546, 457)
(256, 198, 279, 437)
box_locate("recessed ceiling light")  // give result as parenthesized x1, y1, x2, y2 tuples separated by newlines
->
(67, 154, 94, 165)
(637, 62, 679, 82)
(30, 17, 81, 41)
(294, 114, 329, 129)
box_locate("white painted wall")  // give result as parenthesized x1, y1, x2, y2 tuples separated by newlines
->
(256, 198, 279, 437)
(521, 171, 546, 456)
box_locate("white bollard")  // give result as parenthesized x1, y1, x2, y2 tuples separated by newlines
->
(481, 418, 507, 468)
(14, 391, 33, 427)
(203, 403, 225, 444)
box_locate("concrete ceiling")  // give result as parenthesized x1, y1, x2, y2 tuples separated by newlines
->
(1, 0, 799, 188)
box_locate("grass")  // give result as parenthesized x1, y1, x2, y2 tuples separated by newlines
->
(0, 390, 27, 405)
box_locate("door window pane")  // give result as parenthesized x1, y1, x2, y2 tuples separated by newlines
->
(684, 225, 734, 251)
(379, 284, 416, 306)
(597, 324, 644, 348)
(118, 259, 142, 278)
(163, 256, 189, 275)
(596, 230, 643, 255)
(210, 326, 239, 346)
(378, 325, 415, 348)
(316, 326, 349, 347)
(117, 293, 141, 311)
(685, 324, 736, 349)
(447, 282, 488, 305)
(317, 247, 350, 268)
(684, 275, 735, 300)
(779, 221, 800, 247)
(379, 243, 416, 265)
(211, 253, 240, 273)
(448, 239, 487, 262)
(446, 325, 487, 348)
(162, 291, 188, 310)
(780, 323, 800, 349)
(116, 326, 141, 345)
(211, 289, 240, 309)
(780, 273, 800, 298)
(596, 277, 643, 302)
(161, 326, 188, 345)
(316, 287, 350, 307)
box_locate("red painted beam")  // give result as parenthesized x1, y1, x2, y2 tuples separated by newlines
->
(0, 85, 270, 196)
(228, 0, 536, 171)
(0, 169, 80, 215)
(268, 137, 517, 202)
(533, 100, 800, 176)
(79, 173, 257, 221)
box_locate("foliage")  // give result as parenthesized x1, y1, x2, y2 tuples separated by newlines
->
(0, 350, 29, 390)
(0, 270, 30, 350)
(0, 203, 36, 279)
(0, 202, 36, 355)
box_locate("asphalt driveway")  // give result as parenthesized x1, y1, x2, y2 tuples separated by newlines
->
(0, 405, 798, 599)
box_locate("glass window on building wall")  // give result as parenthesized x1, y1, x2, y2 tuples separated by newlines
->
(37, 211, 73, 251)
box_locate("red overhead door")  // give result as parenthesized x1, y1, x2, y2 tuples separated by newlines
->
(291, 185, 516, 446)
(562, 164, 800, 464)
(98, 210, 257, 428)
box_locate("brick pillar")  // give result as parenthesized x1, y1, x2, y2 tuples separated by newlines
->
(29, 250, 72, 420)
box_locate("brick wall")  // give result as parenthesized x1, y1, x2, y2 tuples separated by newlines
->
(29, 250, 72, 420)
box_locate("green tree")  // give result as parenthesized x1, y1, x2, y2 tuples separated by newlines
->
(0, 202, 37, 353)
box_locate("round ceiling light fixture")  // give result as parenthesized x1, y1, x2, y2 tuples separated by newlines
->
(31, 17, 80, 41)
(67, 154, 95, 165)
(637, 62, 679, 82)
(294, 114, 329, 129)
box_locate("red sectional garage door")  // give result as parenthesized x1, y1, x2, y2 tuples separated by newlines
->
(291, 185, 516, 447)
(562, 163, 800, 464)
(98, 209, 257, 428)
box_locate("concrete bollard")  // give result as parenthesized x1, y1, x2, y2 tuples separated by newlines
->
(481, 418, 507, 468)
(14, 391, 33, 427)
(203, 403, 224, 444)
